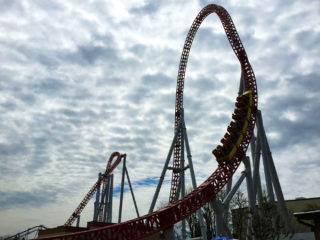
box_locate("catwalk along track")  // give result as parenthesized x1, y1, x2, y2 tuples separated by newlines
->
(36, 4, 258, 240)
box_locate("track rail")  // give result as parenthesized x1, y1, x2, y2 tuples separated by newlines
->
(36, 3, 257, 240)
(5, 225, 47, 240)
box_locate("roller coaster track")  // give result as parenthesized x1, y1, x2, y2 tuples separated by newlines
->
(4, 225, 47, 240)
(36, 4, 257, 240)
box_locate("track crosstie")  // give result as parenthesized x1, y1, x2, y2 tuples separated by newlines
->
(36, 4, 257, 240)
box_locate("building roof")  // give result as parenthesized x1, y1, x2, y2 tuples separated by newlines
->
(294, 210, 320, 220)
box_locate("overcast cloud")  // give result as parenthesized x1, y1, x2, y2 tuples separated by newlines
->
(0, 0, 319, 236)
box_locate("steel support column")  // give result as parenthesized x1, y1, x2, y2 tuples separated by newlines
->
(224, 179, 233, 227)
(149, 118, 184, 213)
(180, 118, 186, 240)
(103, 174, 111, 222)
(244, 157, 256, 214)
(251, 133, 263, 206)
(256, 112, 275, 203)
(125, 167, 140, 217)
(164, 227, 175, 240)
(223, 171, 246, 206)
(257, 110, 293, 233)
(107, 174, 113, 223)
(118, 155, 126, 223)
(76, 215, 80, 227)
(183, 121, 207, 240)
(211, 200, 224, 237)
(93, 173, 102, 221)
(243, 157, 256, 240)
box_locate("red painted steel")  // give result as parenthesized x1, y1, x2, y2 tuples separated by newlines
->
(169, 3, 258, 202)
(36, 3, 257, 240)
(64, 152, 122, 226)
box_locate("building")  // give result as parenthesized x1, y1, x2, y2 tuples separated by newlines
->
(231, 197, 320, 240)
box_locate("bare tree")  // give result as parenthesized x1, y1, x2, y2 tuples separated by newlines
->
(186, 188, 251, 239)
(248, 194, 294, 240)
(231, 190, 249, 240)
(249, 195, 281, 240)
(186, 210, 201, 237)
(202, 202, 215, 238)
(185, 187, 202, 237)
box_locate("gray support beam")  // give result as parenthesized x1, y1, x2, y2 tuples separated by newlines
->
(238, 72, 245, 95)
(252, 132, 263, 206)
(223, 171, 246, 206)
(76, 215, 80, 227)
(244, 157, 256, 240)
(164, 227, 175, 240)
(243, 157, 256, 214)
(268, 151, 293, 232)
(107, 174, 113, 223)
(226, 180, 233, 197)
(103, 174, 111, 222)
(224, 178, 233, 228)
(125, 167, 140, 217)
(93, 173, 102, 221)
(118, 155, 126, 223)
(251, 133, 264, 207)
(211, 200, 224, 236)
(183, 121, 196, 188)
(180, 122, 186, 240)
(250, 136, 256, 162)
(221, 170, 247, 238)
(183, 121, 207, 240)
(257, 111, 293, 233)
(256, 175, 264, 207)
(222, 219, 232, 238)
(149, 118, 183, 213)
(256, 111, 275, 202)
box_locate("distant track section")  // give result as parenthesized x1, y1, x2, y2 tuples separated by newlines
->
(4, 225, 47, 240)
(170, 3, 258, 202)
(64, 152, 122, 226)
(36, 3, 257, 240)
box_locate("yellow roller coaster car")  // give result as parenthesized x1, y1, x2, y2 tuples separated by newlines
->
(212, 90, 252, 164)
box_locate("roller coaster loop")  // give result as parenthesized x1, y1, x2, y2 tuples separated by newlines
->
(35, 3, 257, 240)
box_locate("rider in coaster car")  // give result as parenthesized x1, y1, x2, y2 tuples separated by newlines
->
(221, 138, 233, 154)
(227, 125, 240, 137)
(235, 101, 247, 109)
(216, 145, 226, 157)
(230, 121, 242, 131)
(212, 149, 220, 158)
(236, 94, 249, 105)
(234, 119, 242, 128)
(212, 146, 223, 158)
(234, 107, 248, 119)
(232, 112, 245, 124)
(224, 132, 237, 143)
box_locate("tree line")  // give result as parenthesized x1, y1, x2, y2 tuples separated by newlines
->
(185, 188, 293, 240)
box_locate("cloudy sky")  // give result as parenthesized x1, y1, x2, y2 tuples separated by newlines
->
(0, 0, 319, 236)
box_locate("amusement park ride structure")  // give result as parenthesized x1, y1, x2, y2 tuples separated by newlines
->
(63, 152, 140, 228)
(33, 3, 292, 240)
(4, 225, 47, 240)
(92, 153, 140, 224)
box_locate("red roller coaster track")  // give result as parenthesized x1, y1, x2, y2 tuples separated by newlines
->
(36, 4, 257, 240)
